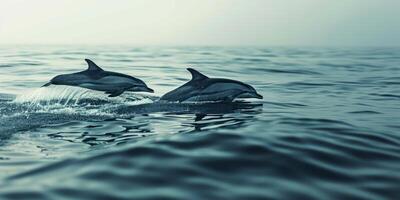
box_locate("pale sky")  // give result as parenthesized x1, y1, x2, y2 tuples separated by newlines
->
(0, 0, 399, 46)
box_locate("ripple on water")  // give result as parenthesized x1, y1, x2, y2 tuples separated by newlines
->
(0, 46, 400, 200)
(2, 129, 400, 199)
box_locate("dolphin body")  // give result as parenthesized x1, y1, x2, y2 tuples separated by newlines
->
(43, 59, 154, 97)
(160, 68, 263, 102)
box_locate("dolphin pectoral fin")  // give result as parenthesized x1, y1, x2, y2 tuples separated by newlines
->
(222, 96, 235, 103)
(105, 90, 125, 97)
(195, 114, 207, 121)
(42, 82, 52, 87)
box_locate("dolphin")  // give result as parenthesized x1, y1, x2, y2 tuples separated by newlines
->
(43, 59, 154, 97)
(160, 68, 263, 102)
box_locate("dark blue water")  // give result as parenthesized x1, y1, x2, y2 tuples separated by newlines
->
(0, 46, 399, 199)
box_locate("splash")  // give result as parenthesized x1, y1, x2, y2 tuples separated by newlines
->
(11, 85, 154, 116)
(14, 85, 152, 105)
(14, 85, 101, 105)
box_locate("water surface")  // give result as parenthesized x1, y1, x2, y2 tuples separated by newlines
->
(0, 46, 399, 199)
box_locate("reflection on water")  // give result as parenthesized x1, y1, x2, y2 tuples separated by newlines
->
(0, 46, 400, 199)
(0, 92, 262, 181)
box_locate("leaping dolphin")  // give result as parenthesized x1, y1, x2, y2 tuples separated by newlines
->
(43, 59, 154, 97)
(160, 68, 263, 102)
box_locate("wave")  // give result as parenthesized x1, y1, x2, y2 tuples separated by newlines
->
(1, 46, 399, 200)
(2, 128, 399, 200)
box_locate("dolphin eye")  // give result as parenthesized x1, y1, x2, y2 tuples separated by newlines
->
(246, 84, 256, 91)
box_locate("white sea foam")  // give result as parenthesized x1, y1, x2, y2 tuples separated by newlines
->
(11, 85, 154, 115)
(14, 85, 98, 104)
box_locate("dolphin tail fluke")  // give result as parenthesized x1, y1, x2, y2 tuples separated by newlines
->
(41, 82, 52, 87)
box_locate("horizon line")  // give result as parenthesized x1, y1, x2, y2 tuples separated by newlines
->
(0, 43, 399, 48)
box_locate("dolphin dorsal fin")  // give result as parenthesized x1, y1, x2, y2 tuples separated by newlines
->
(85, 59, 104, 71)
(187, 68, 208, 81)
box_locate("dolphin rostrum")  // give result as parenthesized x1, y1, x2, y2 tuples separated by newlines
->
(160, 68, 263, 102)
(43, 59, 154, 97)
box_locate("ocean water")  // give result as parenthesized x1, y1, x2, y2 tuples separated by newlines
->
(0, 45, 399, 199)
